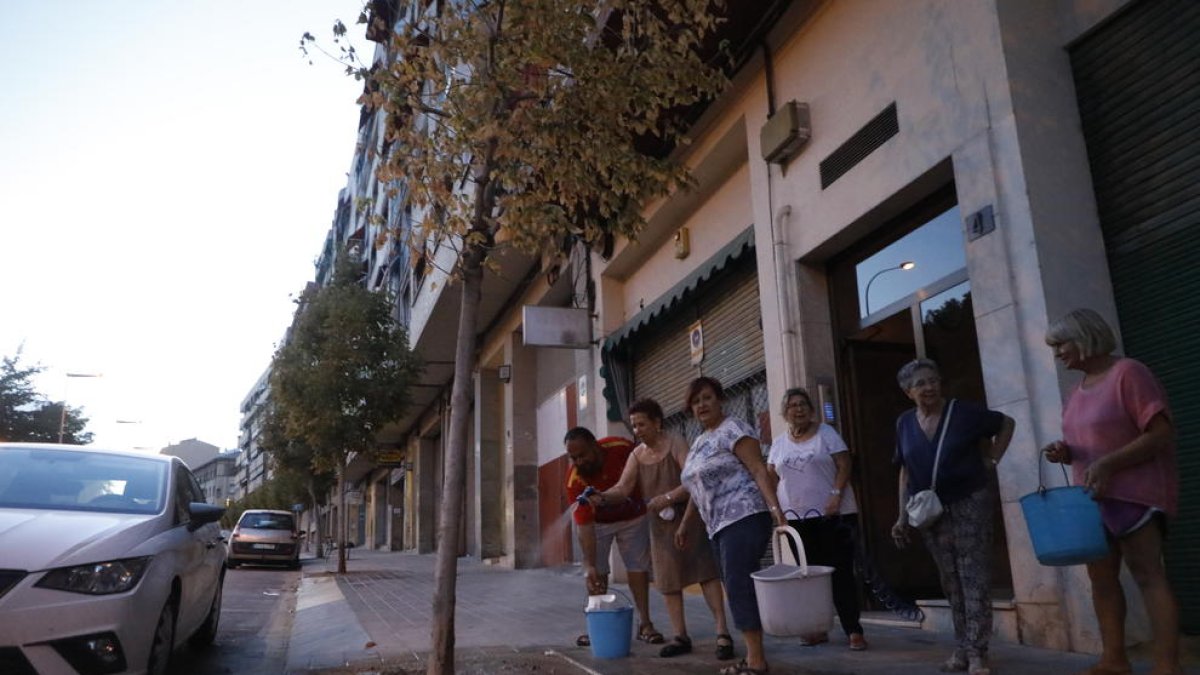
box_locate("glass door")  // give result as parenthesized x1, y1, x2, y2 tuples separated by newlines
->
(830, 187, 1012, 606)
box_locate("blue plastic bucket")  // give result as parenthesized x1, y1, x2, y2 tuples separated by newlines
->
(1020, 486, 1110, 566)
(585, 605, 633, 659)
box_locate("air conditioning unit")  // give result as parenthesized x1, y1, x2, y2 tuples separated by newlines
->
(760, 100, 811, 165)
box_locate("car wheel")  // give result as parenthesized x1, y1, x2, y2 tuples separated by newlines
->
(147, 597, 177, 675)
(188, 573, 223, 649)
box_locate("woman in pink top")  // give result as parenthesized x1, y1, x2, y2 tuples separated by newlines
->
(1042, 308, 1183, 675)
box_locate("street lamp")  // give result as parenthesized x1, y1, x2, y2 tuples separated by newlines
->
(864, 261, 916, 316)
(58, 372, 102, 444)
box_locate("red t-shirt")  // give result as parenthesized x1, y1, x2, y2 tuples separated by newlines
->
(565, 436, 645, 525)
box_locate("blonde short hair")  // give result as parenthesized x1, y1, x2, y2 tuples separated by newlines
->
(1045, 308, 1117, 359)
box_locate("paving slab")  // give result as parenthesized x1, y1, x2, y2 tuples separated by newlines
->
(288, 549, 1200, 675)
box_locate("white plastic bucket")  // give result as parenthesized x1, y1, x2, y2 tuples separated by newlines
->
(751, 525, 835, 637)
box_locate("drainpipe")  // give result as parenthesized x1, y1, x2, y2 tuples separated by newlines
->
(771, 204, 799, 389)
(761, 39, 799, 389)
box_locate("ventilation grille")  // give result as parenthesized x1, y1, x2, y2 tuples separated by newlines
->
(819, 103, 899, 189)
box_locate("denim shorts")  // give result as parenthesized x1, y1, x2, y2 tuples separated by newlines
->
(711, 511, 772, 631)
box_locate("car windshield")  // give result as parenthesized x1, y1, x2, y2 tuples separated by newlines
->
(0, 447, 166, 515)
(239, 513, 294, 530)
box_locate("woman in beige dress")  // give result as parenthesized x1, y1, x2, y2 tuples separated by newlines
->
(590, 398, 733, 660)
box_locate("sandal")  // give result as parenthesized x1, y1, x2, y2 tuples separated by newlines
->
(940, 650, 968, 672)
(1073, 666, 1132, 675)
(575, 633, 590, 647)
(720, 659, 769, 675)
(799, 632, 829, 646)
(660, 635, 692, 658)
(637, 623, 665, 644)
(715, 633, 735, 661)
(968, 654, 991, 675)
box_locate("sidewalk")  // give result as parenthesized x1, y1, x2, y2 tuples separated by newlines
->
(285, 548, 1197, 674)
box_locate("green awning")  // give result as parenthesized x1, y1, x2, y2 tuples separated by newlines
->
(603, 227, 755, 351)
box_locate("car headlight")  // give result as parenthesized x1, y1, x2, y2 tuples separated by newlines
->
(35, 557, 152, 595)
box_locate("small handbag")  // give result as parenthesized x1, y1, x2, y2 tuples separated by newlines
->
(905, 399, 955, 529)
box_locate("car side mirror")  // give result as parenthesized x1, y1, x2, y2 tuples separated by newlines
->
(188, 502, 225, 531)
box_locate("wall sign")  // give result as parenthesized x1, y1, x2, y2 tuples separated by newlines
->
(689, 321, 704, 365)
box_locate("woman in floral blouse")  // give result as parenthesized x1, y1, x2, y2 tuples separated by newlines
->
(677, 376, 786, 675)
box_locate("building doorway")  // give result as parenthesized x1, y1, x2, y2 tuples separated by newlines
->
(374, 477, 388, 549)
(830, 187, 1012, 605)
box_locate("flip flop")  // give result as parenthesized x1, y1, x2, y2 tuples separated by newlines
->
(637, 623, 665, 644)
(659, 635, 692, 658)
(720, 659, 769, 675)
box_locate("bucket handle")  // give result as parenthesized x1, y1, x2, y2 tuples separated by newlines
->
(1036, 450, 1072, 495)
(587, 587, 634, 611)
(771, 525, 810, 575)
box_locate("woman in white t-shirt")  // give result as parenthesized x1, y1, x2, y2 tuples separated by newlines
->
(767, 387, 867, 651)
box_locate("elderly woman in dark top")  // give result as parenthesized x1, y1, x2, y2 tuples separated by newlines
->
(891, 358, 1014, 675)
(676, 376, 787, 675)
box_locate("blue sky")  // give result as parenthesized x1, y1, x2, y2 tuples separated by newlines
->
(0, 1, 370, 451)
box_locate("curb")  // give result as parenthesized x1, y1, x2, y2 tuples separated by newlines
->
(286, 574, 380, 673)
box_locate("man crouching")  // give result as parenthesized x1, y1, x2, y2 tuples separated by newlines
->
(564, 426, 662, 647)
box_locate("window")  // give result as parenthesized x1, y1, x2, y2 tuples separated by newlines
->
(855, 204, 965, 320)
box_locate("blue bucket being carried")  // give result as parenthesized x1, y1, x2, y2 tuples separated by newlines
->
(1020, 458, 1109, 566)
(584, 593, 633, 659)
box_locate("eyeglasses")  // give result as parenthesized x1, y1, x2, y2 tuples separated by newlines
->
(785, 400, 811, 409)
(909, 376, 941, 389)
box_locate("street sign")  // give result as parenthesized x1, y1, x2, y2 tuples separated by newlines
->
(377, 451, 406, 467)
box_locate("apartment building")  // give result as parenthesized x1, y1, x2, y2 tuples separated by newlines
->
(321, 0, 1199, 653)
(192, 451, 240, 506)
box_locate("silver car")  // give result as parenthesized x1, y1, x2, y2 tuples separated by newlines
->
(0, 443, 226, 675)
(226, 509, 301, 569)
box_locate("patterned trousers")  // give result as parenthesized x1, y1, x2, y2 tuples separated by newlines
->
(920, 484, 995, 656)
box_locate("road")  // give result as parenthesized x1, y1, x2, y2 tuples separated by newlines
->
(169, 562, 301, 675)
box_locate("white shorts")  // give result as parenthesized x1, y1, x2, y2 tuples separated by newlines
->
(593, 515, 651, 575)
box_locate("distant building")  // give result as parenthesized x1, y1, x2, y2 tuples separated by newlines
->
(159, 438, 220, 471)
(193, 451, 240, 506)
(235, 367, 273, 500)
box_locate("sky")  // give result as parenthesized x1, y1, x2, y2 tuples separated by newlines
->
(1, 1, 371, 452)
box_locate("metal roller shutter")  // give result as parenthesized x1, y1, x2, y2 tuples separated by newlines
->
(632, 309, 696, 418)
(1070, 0, 1200, 632)
(695, 270, 765, 388)
(632, 263, 765, 418)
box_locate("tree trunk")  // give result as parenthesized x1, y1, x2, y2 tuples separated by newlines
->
(427, 247, 485, 675)
(307, 479, 325, 559)
(338, 459, 348, 574)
